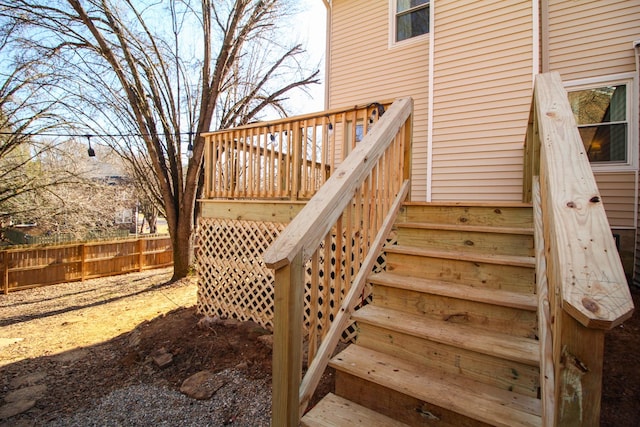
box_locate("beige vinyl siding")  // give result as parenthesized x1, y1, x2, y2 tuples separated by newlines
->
(431, 0, 533, 201)
(329, 0, 429, 200)
(595, 172, 637, 229)
(636, 45, 640, 284)
(548, 0, 640, 80)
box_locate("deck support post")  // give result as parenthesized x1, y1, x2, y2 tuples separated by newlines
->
(271, 252, 304, 427)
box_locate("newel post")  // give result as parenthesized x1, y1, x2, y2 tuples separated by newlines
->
(271, 252, 305, 426)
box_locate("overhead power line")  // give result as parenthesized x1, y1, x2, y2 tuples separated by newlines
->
(0, 131, 197, 138)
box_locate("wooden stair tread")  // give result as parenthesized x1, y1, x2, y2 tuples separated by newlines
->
(353, 305, 540, 366)
(370, 271, 537, 311)
(386, 245, 536, 268)
(301, 393, 411, 427)
(402, 201, 533, 208)
(330, 345, 542, 427)
(397, 222, 534, 235)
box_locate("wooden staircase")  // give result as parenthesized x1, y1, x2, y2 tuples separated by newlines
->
(302, 202, 542, 427)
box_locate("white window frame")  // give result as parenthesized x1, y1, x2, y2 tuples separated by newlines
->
(389, 0, 430, 48)
(564, 73, 638, 172)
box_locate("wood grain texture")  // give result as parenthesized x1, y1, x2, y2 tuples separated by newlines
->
(263, 98, 413, 269)
(532, 178, 556, 427)
(298, 180, 410, 416)
(331, 345, 542, 427)
(534, 72, 633, 329)
(369, 271, 537, 311)
(271, 253, 305, 427)
(301, 393, 411, 427)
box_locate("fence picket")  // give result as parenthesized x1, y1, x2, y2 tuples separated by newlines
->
(1, 235, 172, 294)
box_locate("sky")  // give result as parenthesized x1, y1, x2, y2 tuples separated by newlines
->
(289, 0, 327, 114)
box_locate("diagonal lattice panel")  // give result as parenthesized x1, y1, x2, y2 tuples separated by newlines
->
(196, 217, 396, 340)
(197, 218, 283, 330)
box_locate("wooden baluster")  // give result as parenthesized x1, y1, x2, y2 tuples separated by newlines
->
(283, 126, 291, 199)
(292, 123, 302, 201)
(302, 121, 310, 198)
(311, 118, 318, 194)
(321, 233, 332, 337)
(308, 250, 320, 366)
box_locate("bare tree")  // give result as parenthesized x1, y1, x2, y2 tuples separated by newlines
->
(1, 139, 136, 239)
(0, 0, 319, 280)
(0, 15, 77, 211)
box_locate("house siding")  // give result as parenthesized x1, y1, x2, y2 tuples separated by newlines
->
(594, 172, 637, 228)
(546, 0, 640, 280)
(329, 0, 429, 200)
(327, 0, 639, 213)
(548, 0, 640, 81)
(636, 44, 640, 284)
(431, 0, 534, 201)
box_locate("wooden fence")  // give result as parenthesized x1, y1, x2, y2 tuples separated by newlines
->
(1, 235, 173, 294)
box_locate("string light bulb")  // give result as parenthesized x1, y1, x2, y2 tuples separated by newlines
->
(86, 135, 96, 157)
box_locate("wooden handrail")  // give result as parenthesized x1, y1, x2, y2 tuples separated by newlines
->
(201, 98, 397, 136)
(297, 179, 410, 416)
(530, 72, 633, 330)
(264, 97, 413, 426)
(263, 98, 413, 269)
(525, 72, 635, 425)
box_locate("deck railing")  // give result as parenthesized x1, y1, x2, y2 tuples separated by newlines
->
(263, 97, 413, 426)
(523, 72, 634, 425)
(202, 101, 392, 200)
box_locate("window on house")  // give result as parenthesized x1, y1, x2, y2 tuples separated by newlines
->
(345, 119, 364, 154)
(395, 0, 429, 42)
(567, 83, 630, 164)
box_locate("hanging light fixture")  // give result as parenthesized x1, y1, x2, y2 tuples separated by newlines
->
(86, 135, 95, 157)
(326, 115, 334, 136)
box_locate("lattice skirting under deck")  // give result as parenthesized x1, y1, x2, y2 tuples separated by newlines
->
(196, 217, 394, 341)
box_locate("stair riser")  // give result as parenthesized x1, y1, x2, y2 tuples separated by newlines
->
(373, 285, 538, 339)
(396, 228, 534, 257)
(335, 371, 493, 427)
(356, 323, 540, 397)
(398, 205, 533, 228)
(386, 252, 535, 293)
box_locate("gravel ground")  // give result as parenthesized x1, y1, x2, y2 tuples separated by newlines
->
(48, 371, 271, 427)
(0, 269, 274, 426)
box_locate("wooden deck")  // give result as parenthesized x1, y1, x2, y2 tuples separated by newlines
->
(196, 78, 635, 425)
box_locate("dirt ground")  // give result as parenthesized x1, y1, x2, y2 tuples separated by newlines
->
(0, 269, 283, 426)
(601, 285, 640, 427)
(0, 268, 638, 426)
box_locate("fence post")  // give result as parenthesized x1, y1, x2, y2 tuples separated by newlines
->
(138, 238, 144, 272)
(3, 250, 8, 294)
(80, 244, 86, 282)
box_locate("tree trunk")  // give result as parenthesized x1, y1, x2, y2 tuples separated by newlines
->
(145, 212, 157, 234)
(170, 208, 195, 281)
